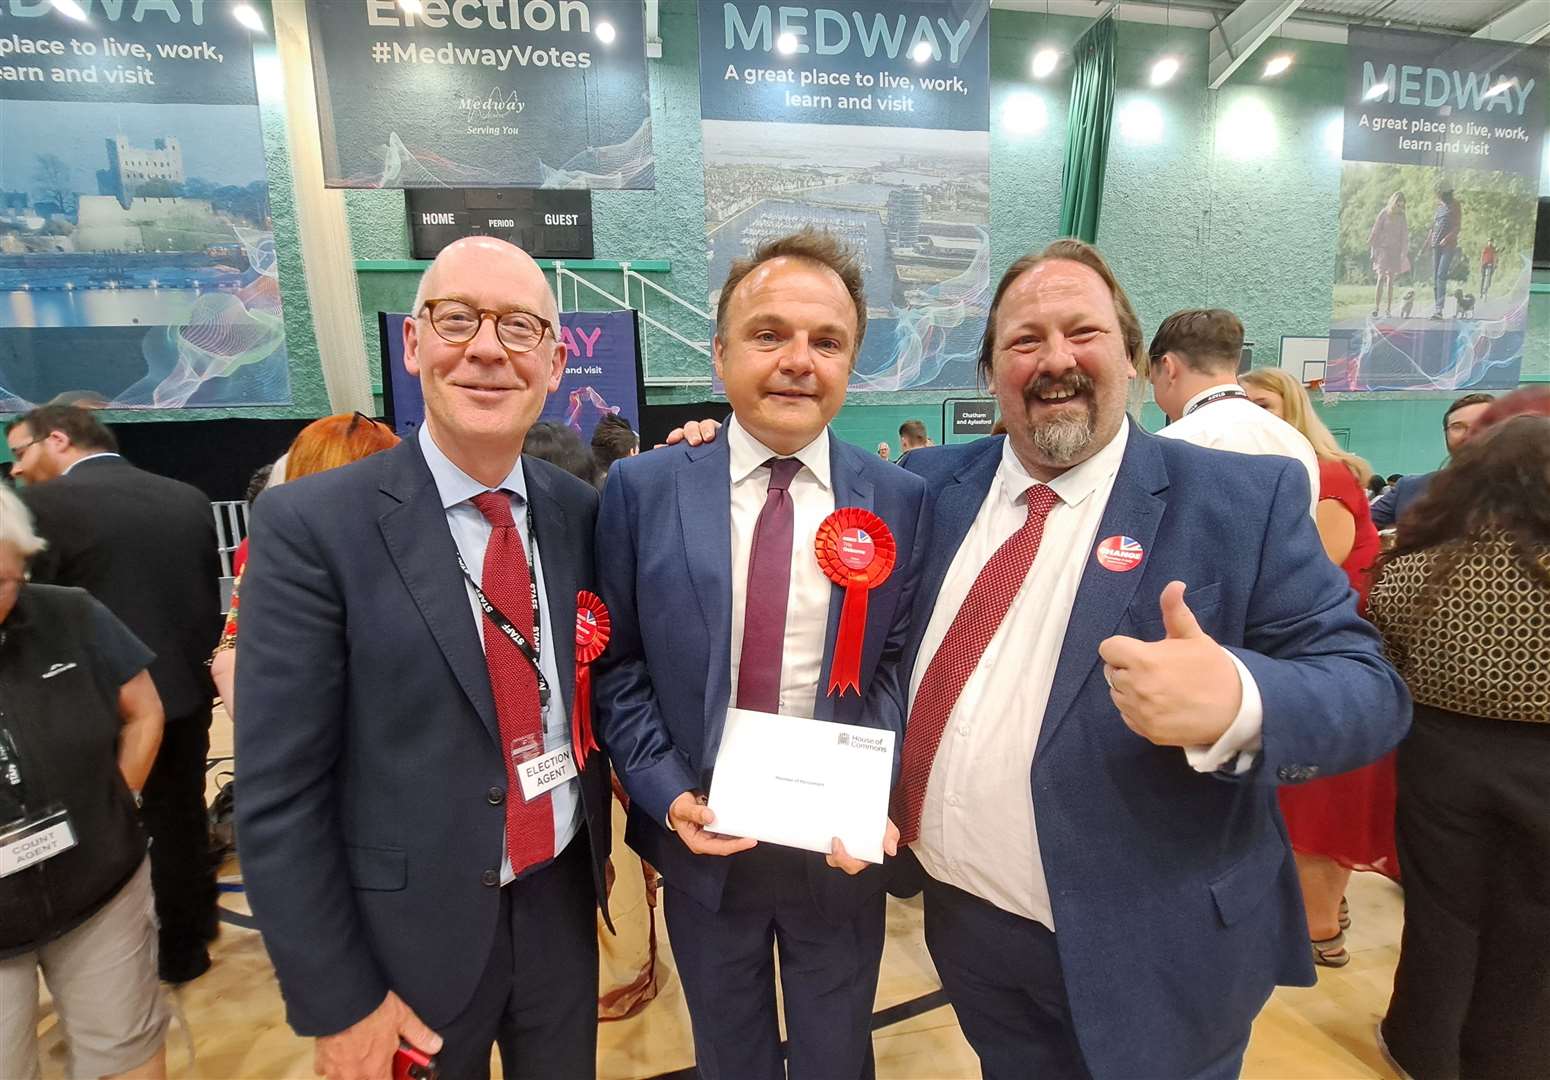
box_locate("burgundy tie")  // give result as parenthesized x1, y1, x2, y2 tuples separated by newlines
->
(892, 485, 1061, 845)
(471, 491, 554, 876)
(736, 458, 804, 713)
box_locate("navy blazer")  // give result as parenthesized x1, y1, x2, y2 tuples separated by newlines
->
(1369, 470, 1432, 528)
(233, 438, 611, 1038)
(900, 426, 1411, 1080)
(593, 433, 928, 919)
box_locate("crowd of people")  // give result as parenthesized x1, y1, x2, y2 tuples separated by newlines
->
(0, 228, 1544, 1080)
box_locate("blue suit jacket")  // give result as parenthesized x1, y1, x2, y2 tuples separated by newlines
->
(234, 439, 611, 1037)
(1369, 471, 1432, 528)
(900, 426, 1411, 1080)
(593, 433, 928, 918)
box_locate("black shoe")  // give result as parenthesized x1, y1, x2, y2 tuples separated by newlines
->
(159, 947, 212, 985)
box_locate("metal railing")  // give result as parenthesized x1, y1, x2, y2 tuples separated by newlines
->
(551, 262, 714, 387)
(211, 500, 249, 612)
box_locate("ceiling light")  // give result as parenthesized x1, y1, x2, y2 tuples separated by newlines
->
(595, 20, 616, 44)
(1031, 48, 1059, 79)
(1363, 81, 1389, 101)
(50, 0, 88, 20)
(911, 41, 933, 63)
(1263, 54, 1292, 78)
(1149, 56, 1180, 87)
(233, 3, 265, 33)
(776, 32, 798, 55)
(1003, 91, 1048, 136)
(1117, 98, 1165, 145)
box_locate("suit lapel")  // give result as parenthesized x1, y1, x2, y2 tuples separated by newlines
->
(1035, 425, 1168, 758)
(676, 440, 734, 752)
(813, 437, 874, 722)
(376, 440, 500, 747)
(909, 439, 1003, 664)
(525, 461, 576, 724)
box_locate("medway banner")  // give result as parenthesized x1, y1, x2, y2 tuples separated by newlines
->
(306, 0, 654, 189)
(698, 1, 991, 391)
(1327, 26, 1544, 392)
(0, 0, 290, 411)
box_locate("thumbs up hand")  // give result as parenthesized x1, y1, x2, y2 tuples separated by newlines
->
(1097, 581, 1242, 747)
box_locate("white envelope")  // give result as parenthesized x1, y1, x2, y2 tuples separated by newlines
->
(706, 708, 896, 864)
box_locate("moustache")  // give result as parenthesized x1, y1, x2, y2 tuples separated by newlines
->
(1024, 372, 1096, 402)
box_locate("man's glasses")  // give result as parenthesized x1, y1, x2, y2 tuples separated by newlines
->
(6, 437, 41, 459)
(420, 299, 554, 354)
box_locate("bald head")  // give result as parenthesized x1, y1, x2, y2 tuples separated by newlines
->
(412, 236, 558, 325)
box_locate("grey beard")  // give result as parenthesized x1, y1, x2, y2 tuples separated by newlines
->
(1028, 403, 1096, 464)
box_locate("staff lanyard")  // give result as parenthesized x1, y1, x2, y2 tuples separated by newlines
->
(0, 726, 26, 819)
(1184, 388, 1248, 417)
(457, 497, 549, 710)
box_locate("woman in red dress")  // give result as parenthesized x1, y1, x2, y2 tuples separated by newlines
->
(1241, 368, 1397, 968)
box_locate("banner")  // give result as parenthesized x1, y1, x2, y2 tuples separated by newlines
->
(307, 0, 653, 189)
(380, 308, 643, 440)
(698, 1, 991, 391)
(0, 0, 289, 411)
(1327, 27, 1544, 391)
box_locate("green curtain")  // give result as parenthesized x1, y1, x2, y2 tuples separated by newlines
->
(1058, 15, 1117, 243)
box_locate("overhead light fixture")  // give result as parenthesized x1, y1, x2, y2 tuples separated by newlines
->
(1003, 91, 1049, 136)
(1031, 47, 1059, 79)
(232, 3, 265, 33)
(50, 0, 88, 20)
(911, 41, 933, 63)
(1149, 56, 1180, 87)
(1263, 54, 1292, 78)
(1363, 81, 1389, 101)
(399, 0, 423, 14)
(595, 20, 616, 44)
(776, 32, 798, 55)
(1483, 76, 1515, 99)
(1117, 98, 1165, 145)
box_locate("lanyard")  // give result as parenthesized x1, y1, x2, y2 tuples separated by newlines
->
(0, 726, 26, 820)
(457, 498, 549, 709)
(1183, 388, 1248, 417)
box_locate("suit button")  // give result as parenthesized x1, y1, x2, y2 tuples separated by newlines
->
(481, 869, 499, 887)
(487, 786, 505, 805)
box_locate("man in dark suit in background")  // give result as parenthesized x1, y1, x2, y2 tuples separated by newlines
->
(1369, 391, 1494, 528)
(7, 404, 222, 983)
(235, 237, 610, 1080)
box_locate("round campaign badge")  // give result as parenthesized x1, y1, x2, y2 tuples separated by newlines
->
(837, 528, 876, 571)
(1095, 535, 1144, 572)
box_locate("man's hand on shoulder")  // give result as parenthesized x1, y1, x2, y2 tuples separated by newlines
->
(1098, 581, 1242, 747)
(314, 991, 442, 1080)
(658, 418, 722, 448)
(668, 790, 757, 856)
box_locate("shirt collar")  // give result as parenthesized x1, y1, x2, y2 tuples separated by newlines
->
(417, 423, 528, 510)
(998, 419, 1129, 510)
(726, 416, 832, 490)
(63, 452, 120, 475)
(1180, 383, 1246, 416)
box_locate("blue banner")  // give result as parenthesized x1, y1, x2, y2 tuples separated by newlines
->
(698, 0, 990, 391)
(0, 0, 288, 411)
(306, 0, 654, 189)
(380, 308, 642, 440)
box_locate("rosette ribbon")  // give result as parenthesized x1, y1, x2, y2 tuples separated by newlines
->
(815, 508, 896, 697)
(573, 591, 611, 764)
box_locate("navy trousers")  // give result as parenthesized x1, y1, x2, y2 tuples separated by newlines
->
(665, 844, 885, 1080)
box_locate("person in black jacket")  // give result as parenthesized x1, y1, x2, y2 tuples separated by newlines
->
(6, 405, 222, 984)
(0, 484, 168, 1079)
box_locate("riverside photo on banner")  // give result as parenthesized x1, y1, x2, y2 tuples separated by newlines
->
(307, 0, 654, 189)
(698, 1, 990, 391)
(0, 0, 290, 410)
(1328, 26, 1544, 392)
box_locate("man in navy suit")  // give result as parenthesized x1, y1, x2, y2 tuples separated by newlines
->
(1369, 391, 1493, 528)
(235, 238, 610, 1080)
(593, 229, 927, 1080)
(890, 239, 1410, 1079)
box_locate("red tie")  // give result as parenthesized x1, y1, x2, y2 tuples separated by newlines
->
(893, 485, 1061, 845)
(471, 491, 554, 877)
(736, 458, 803, 713)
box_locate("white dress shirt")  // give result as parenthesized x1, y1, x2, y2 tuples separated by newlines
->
(63, 452, 122, 474)
(418, 424, 581, 883)
(725, 417, 836, 721)
(908, 425, 1263, 927)
(1157, 384, 1320, 517)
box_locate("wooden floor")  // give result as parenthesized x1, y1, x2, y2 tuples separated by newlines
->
(32, 710, 1406, 1079)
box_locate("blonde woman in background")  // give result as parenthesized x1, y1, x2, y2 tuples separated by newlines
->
(1240, 367, 1397, 967)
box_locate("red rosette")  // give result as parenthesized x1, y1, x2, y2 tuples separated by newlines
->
(815, 508, 896, 697)
(572, 591, 611, 764)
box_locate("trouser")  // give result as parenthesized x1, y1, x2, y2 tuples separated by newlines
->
(1383, 706, 1550, 1080)
(1432, 247, 1457, 310)
(432, 835, 599, 1080)
(1480, 263, 1494, 298)
(138, 708, 217, 980)
(664, 844, 885, 1080)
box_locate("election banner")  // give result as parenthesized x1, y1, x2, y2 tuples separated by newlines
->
(379, 307, 643, 439)
(1327, 27, 1544, 392)
(307, 0, 654, 189)
(0, 0, 289, 411)
(698, 1, 991, 391)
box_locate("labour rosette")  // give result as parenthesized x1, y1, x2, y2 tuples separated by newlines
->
(572, 591, 611, 764)
(815, 508, 896, 697)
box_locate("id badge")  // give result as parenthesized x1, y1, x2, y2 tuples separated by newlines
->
(512, 737, 576, 803)
(0, 805, 78, 878)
